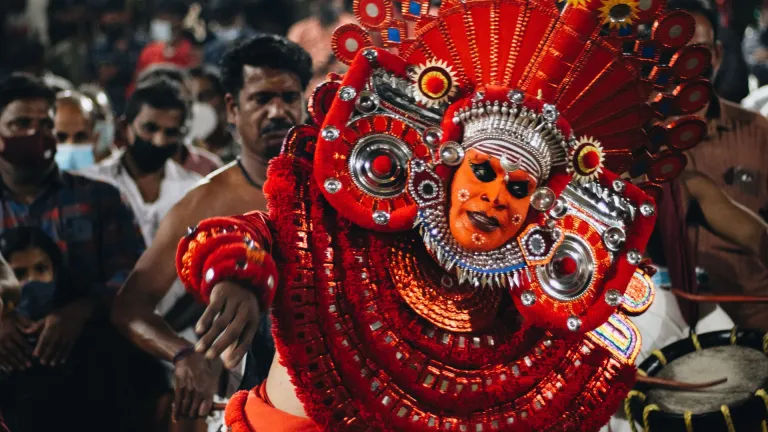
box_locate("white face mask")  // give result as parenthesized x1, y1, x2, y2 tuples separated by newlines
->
(215, 27, 241, 43)
(55, 143, 95, 171)
(188, 102, 218, 141)
(150, 19, 173, 42)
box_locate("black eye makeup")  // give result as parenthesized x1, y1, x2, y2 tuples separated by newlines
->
(470, 160, 496, 182)
(506, 180, 530, 199)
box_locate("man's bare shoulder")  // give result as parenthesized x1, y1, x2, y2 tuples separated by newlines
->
(167, 161, 266, 228)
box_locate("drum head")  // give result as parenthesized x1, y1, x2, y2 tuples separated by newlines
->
(629, 329, 768, 432)
(648, 345, 768, 414)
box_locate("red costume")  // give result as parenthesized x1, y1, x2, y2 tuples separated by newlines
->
(177, 0, 712, 430)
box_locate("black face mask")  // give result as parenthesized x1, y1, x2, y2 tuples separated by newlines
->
(127, 134, 179, 174)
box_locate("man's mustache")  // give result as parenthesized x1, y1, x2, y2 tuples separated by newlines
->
(261, 119, 295, 136)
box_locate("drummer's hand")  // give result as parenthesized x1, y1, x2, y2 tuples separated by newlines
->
(173, 351, 220, 419)
(195, 281, 261, 369)
(0, 313, 34, 371)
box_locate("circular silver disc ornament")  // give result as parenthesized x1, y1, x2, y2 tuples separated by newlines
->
(324, 178, 342, 194)
(356, 90, 379, 113)
(531, 187, 556, 212)
(605, 289, 622, 307)
(603, 226, 626, 252)
(439, 142, 465, 166)
(567, 315, 582, 332)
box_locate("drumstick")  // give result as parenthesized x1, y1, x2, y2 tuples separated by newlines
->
(637, 374, 728, 390)
(211, 403, 227, 412)
(672, 288, 768, 303)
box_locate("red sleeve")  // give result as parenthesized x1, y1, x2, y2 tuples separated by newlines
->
(176, 211, 278, 308)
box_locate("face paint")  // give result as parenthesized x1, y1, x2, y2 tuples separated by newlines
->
(448, 149, 536, 252)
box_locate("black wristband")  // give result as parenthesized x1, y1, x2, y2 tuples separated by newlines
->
(172, 346, 196, 364)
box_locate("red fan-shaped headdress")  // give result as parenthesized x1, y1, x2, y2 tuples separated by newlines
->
(286, 0, 710, 334)
(311, 0, 709, 232)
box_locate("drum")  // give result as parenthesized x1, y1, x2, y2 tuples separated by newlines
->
(627, 329, 768, 432)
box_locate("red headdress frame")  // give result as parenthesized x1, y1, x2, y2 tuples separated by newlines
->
(304, 0, 712, 333)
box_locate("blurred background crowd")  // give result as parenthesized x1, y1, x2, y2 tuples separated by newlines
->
(0, 0, 768, 431)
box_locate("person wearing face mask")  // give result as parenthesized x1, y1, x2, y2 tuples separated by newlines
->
(202, 0, 257, 66)
(135, 0, 196, 82)
(90, 0, 146, 116)
(112, 34, 312, 424)
(82, 77, 201, 247)
(53, 90, 99, 172)
(78, 83, 117, 163)
(133, 63, 225, 176)
(0, 73, 162, 431)
(189, 65, 239, 163)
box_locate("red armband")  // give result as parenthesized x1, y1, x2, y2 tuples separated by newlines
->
(176, 214, 278, 309)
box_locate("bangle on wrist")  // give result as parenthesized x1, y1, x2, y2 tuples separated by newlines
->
(172, 346, 196, 364)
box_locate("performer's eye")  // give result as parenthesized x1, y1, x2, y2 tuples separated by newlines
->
(506, 181, 530, 199)
(471, 161, 496, 182)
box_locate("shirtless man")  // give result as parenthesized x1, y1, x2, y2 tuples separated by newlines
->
(111, 34, 312, 420)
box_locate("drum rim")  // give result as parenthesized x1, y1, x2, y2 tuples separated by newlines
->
(628, 328, 768, 430)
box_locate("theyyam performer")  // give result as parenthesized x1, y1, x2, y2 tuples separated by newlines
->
(176, 0, 715, 430)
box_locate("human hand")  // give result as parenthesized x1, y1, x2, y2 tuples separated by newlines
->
(27, 300, 91, 366)
(173, 351, 221, 419)
(0, 313, 34, 371)
(195, 281, 261, 369)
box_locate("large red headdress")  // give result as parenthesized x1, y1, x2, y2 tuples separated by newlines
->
(286, 0, 709, 334)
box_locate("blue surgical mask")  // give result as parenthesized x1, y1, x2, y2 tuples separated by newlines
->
(55, 143, 96, 171)
(17, 280, 58, 322)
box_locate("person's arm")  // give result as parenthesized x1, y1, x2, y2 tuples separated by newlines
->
(683, 171, 768, 267)
(112, 192, 264, 420)
(111, 198, 201, 362)
(176, 211, 274, 368)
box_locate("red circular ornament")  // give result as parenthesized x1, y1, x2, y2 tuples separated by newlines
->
(314, 114, 432, 232)
(652, 11, 695, 48)
(673, 79, 711, 115)
(647, 150, 687, 183)
(670, 45, 711, 80)
(332, 24, 373, 65)
(418, 66, 453, 100)
(371, 154, 393, 177)
(666, 117, 707, 151)
(635, 0, 664, 24)
(354, 0, 393, 31)
(554, 256, 578, 278)
(309, 80, 341, 126)
(637, 181, 663, 203)
(581, 150, 600, 171)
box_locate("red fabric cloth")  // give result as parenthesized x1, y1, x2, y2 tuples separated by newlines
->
(136, 40, 195, 74)
(225, 384, 318, 432)
(125, 39, 196, 98)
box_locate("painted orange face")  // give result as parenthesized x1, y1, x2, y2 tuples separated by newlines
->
(449, 149, 536, 252)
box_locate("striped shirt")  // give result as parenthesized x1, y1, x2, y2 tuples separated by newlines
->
(687, 97, 768, 329)
(0, 169, 145, 298)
